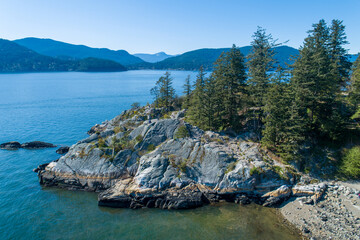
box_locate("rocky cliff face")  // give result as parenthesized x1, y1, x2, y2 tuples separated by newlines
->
(36, 106, 302, 209)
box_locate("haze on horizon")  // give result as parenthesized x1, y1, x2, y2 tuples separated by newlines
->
(0, 0, 359, 55)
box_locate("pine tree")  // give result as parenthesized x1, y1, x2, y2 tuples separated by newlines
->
(261, 68, 290, 149)
(150, 72, 175, 110)
(348, 55, 360, 107)
(290, 19, 343, 140)
(182, 75, 192, 109)
(187, 67, 207, 127)
(247, 27, 277, 107)
(212, 44, 247, 130)
(329, 19, 351, 89)
(349, 55, 360, 119)
(247, 27, 277, 137)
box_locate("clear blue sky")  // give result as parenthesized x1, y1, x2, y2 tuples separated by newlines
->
(0, 0, 358, 54)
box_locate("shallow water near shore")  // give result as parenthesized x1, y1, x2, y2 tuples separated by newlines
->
(0, 71, 301, 240)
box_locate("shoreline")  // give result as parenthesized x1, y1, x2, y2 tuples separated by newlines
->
(280, 181, 360, 240)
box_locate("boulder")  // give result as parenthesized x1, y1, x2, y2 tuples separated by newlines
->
(56, 146, 70, 154)
(0, 141, 21, 150)
(21, 141, 56, 149)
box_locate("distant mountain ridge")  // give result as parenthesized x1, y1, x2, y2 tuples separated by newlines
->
(11, 37, 359, 71)
(14, 38, 144, 66)
(0, 39, 126, 73)
(134, 52, 174, 63)
(130, 46, 300, 70)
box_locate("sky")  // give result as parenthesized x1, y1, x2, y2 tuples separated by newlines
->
(0, 0, 359, 55)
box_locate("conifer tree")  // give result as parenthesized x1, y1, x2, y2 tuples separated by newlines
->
(182, 75, 192, 109)
(247, 27, 277, 137)
(262, 68, 290, 149)
(329, 19, 351, 89)
(291, 19, 342, 140)
(150, 72, 175, 110)
(247, 27, 277, 107)
(349, 55, 360, 118)
(212, 44, 247, 130)
(187, 67, 207, 127)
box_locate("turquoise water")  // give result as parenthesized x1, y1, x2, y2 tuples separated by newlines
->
(0, 71, 300, 240)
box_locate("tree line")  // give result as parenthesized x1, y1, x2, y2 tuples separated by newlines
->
(150, 19, 360, 167)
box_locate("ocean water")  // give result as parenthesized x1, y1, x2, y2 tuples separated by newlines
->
(0, 71, 300, 240)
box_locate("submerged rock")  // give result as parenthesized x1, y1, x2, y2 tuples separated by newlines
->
(0, 141, 21, 150)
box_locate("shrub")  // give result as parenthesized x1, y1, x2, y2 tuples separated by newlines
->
(341, 146, 360, 178)
(114, 126, 122, 134)
(98, 137, 107, 148)
(250, 166, 261, 176)
(225, 161, 237, 174)
(179, 159, 188, 173)
(135, 135, 143, 143)
(131, 102, 140, 108)
(147, 144, 156, 152)
(174, 125, 190, 139)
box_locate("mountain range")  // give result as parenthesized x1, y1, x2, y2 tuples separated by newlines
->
(130, 46, 300, 70)
(0, 39, 126, 73)
(0, 37, 357, 73)
(14, 38, 144, 66)
(134, 52, 174, 63)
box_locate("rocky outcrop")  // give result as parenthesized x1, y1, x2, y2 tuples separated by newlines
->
(1, 141, 56, 150)
(21, 141, 56, 149)
(56, 146, 70, 154)
(0, 141, 21, 150)
(35, 106, 321, 209)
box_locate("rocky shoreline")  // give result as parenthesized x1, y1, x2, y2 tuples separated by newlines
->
(281, 181, 360, 240)
(33, 106, 360, 239)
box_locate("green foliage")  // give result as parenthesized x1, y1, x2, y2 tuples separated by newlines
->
(250, 166, 261, 176)
(187, 45, 247, 131)
(225, 161, 237, 174)
(147, 144, 156, 152)
(114, 126, 122, 134)
(212, 44, 247, 130)
(135, 135, 143, 143)
(174, 125, 190, 139)
(179, 159, 188, 173)
(341, 146, 360, 178)
(98, 137, 107, 148)
(182, 75, 192, 109)
(131, 102, 140, 109)
(150, 72, 175, 110)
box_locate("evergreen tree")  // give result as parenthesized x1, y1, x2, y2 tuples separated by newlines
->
(262, 68, 290, 149)
(348, 55, 360, 107)
(247, 27, 277, 137)
(329, 19, 351, 89)
(187, 67, 207, 127)
(150, 72, 175, 110)
(247, 27, 277, 107)
(291, 19, 342, 140)
(212, 44, 247, 130)
(203, 75, 217, 130)
(182, 75, 192, 109)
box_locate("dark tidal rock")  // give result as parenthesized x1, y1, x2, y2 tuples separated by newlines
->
(0, 141, 21, 150)
(56, 146, 70, 154)
(21, 141, 56, 149)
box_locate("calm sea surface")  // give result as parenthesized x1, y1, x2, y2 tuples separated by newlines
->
(0, 71, 300, 240)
